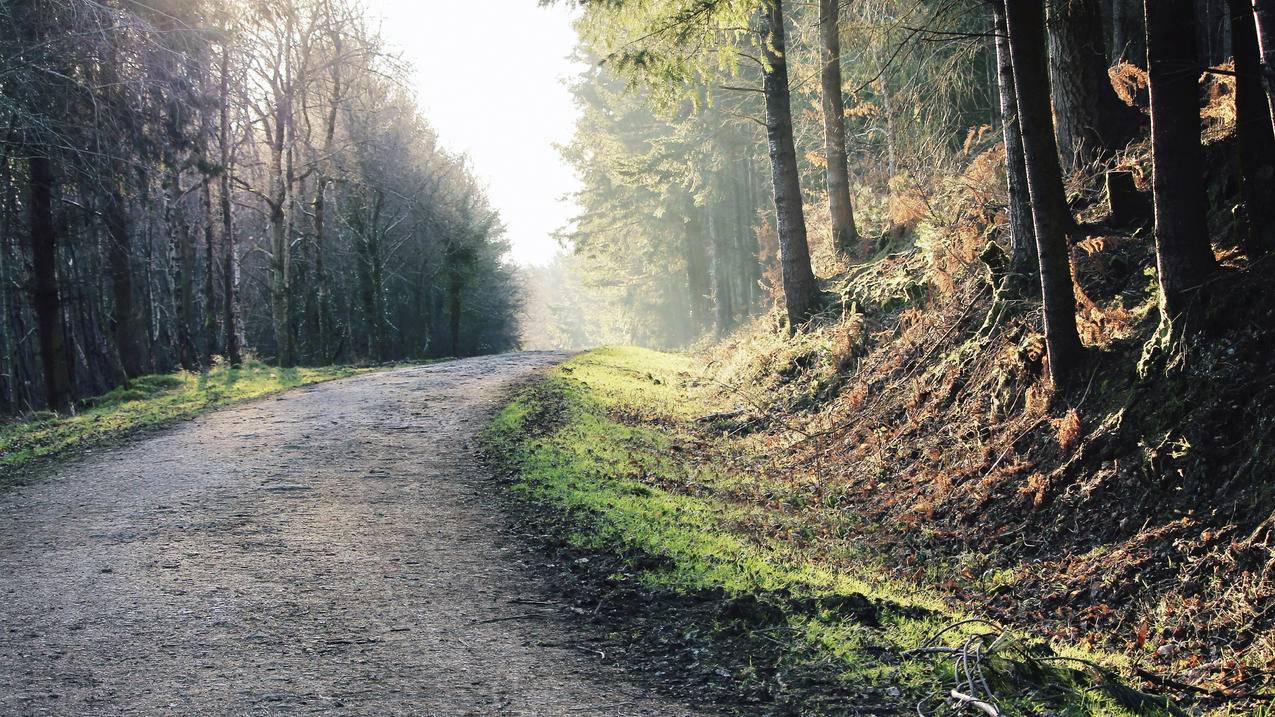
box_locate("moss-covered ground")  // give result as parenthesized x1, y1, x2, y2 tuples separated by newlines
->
(0, 361, 378, 481)
(485, 347, 1177, 716)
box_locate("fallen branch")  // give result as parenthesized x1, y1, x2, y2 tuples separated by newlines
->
(950, 689, 999, 716)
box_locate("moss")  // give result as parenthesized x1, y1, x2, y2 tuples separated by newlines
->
(0, 361, 378, 477)
(486, 347, 1168, 716)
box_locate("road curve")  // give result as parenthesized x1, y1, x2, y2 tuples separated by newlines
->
(0, 353, 709, 717)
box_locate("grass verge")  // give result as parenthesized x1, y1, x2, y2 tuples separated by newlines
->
(0, 361, 381, 482)
(484, 347, 1180, 716)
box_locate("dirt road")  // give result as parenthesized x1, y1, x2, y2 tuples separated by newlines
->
(0, 353, 709, 716)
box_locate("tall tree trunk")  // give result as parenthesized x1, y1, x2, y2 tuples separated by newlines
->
(105, 186, 144, 378)
(165, 170, 198, 371)
(1195, 0, 1230, 66)
(1005, 0, 1086, 386)
(1112, 0, 1147, 65)
(448, 267, 463, 357)
(202, 181, 217, 365)
(683, 210, 712, 336)
(992, 0, 1039, 283)
(734, 152, 762, 312)
(819, 0, 860, 255)
(312, 177, 330, 360)
(28, 152, 73, 411)
(1047, 0, 1143, 169)
(200, 52, 218, 367)
(1256, 0, 1275, 133)
(760, 0, 818, 331)
(268, 96, 295, 367)
(219, 40, 241, 367)
(709, 204, 735, 336)
(1231, 0, 1275, 253)
(1144, 0, 1218, 324)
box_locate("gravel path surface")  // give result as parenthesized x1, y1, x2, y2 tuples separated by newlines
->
(0, 353, 709, 717)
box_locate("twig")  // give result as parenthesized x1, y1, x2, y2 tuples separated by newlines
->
(950, 689, 1000, 716)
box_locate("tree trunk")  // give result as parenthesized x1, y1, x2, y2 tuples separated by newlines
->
(200, 53, 218, 367)
(1256, 0, 1275, 133)
(1112, 0, 1147, 65)
(1232, 0, 1275, 253)
(683, 210, 712, 336)
(312, 177, 331, 360)
(448, 267, 463, 357)
(28, 152, 73, 412)
(268, 94, 295, 367)
(1145, 0, 1218, 323)
(992, 0, 1039, 283)
(734, 152, 761, 313)
(219, 40, 241, 367)
(709, 204, 735, 336)
(819, 0, 860, 255)
(760, 0, 818, 331)
(1047, 0, 1143, 169)
(1005, 0, 1086, 386)
(105, 186, 144, 378)
(1195, 0, 1230, 66)
(165, 170, 198, 371)
(201, 181, 217, 365)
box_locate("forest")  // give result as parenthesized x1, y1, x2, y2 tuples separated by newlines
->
(2, 0, 1275, 715)
(551, 0, 1270, 362)
(0, 0, 521, 415)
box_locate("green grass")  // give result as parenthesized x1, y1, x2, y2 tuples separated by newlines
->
(0, 361, 379, 475)
(485, 346, 1177, 716)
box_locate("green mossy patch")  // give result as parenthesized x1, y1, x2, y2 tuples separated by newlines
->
(485, 347, 1173, 716)
(0, 361, 378, 482)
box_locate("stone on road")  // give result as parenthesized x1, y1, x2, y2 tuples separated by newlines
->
(0, 353, 708, 716)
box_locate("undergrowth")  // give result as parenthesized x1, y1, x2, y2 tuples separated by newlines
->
(0, 360, 376, 479)
(485, 347, 1177, 716)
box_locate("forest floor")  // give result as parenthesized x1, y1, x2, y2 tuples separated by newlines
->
(0, 352, 716, 717)
(485, 347, 1196, 717)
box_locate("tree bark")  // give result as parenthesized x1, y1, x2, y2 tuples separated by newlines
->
(683, 209, 712, 336)
(991, 0, 1039, 283)
(219, 39, 241, 367)
(709, 203, 735, 336)
(818, 0, 860, 256)
(760, 0, 818, 331)
(1256, 0, 1275, 134)
(1231, 0, 1275, 253)
(1144, 0, 1218, 323)
(734, 151, 761, 313)
(28, 152, 73, 412)
(105, 185, 144, 378)
(1047, 0, 1143, 169)
(1112, 0, 1147, 66)
(165, 170, 198, 371)
(1005, 0, 1086, 386)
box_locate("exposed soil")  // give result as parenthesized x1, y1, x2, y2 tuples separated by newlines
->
(0, 353, 712, 717)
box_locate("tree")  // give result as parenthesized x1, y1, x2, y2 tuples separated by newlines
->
(1231, 0, 1275, 253)
(818, 0, 860, 256)
(760, 0, 818, 330)
(1112, 0, 1147, 66)
(1143, 0, 1218, 325)
(28, 152, 73, 412)
(1254, 0, 1275, 132)
(990, 0, 1037, 283)
(218, 30, 243, 367)
(1004, 0, 1085, 385)
(1047, 0, 1143, 169)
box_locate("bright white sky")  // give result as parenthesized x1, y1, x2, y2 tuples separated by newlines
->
(372, 1, 585, 266)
